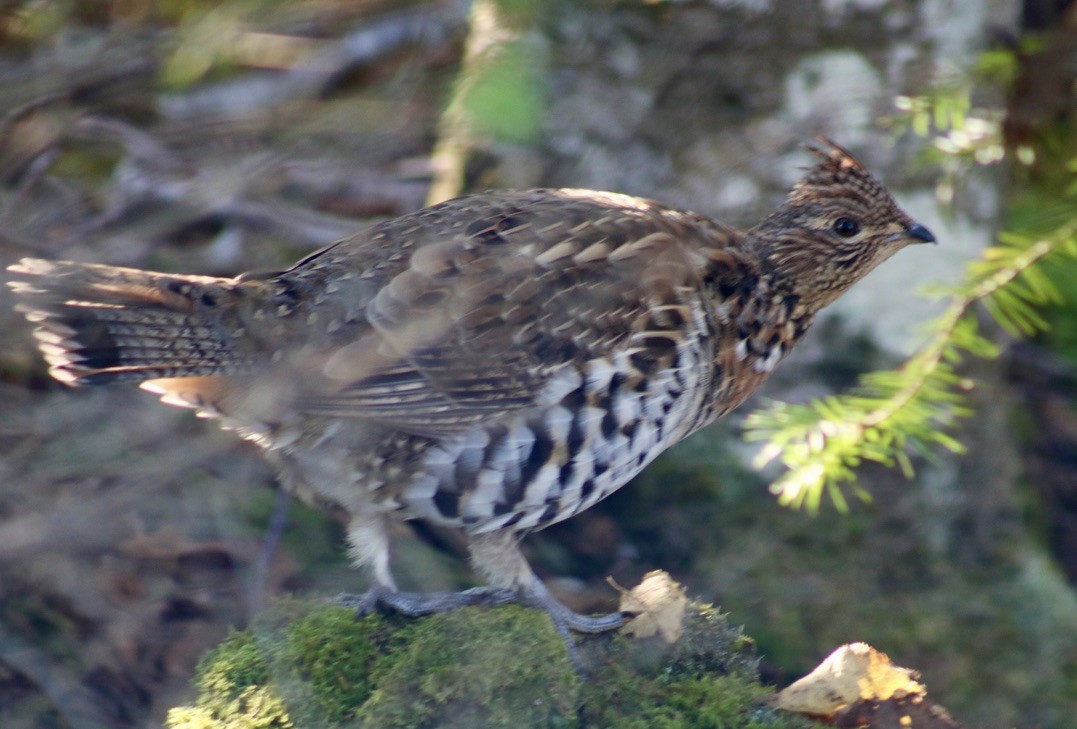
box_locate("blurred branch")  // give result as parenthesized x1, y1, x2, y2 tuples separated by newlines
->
(217, 198, 363, 243)
(70, 116, 185, 171)
(0, 44, 155, 115)
(427, 0, 549, 203)
(160, 3, 469, 121)
(56, 154, 364, 249)
(0, 148, 58, 226)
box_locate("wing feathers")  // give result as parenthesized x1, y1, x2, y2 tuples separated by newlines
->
(289, 190, 738, 435)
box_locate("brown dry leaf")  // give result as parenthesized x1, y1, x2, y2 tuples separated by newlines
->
(775, 642, 924, 717)
(613, 569, 688, 643)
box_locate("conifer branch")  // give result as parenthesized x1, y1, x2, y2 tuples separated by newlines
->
(745, 222, 1076, 512)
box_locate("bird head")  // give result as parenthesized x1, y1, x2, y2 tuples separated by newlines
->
(749, 138, 935, 311)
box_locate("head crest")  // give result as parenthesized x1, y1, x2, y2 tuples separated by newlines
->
(794, 137, 877, 194)
(808, 136, 865, 169)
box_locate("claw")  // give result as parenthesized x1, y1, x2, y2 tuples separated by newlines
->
(336, 584, 519, 617)
(336, 556, 629, 676)
(335, 582, 391, 616)
(518, 582, 625, 634)
(334, 581, 625, 674)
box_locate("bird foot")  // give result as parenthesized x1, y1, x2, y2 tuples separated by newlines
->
(517, 581, 626, 634)
(515, 581, 626, 673)
(336, 581, 625, 675)
(336, 583, 518, 617)
(337, 583, 624, 631)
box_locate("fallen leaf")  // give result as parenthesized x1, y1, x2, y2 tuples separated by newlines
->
(613, 570, 688, 643)
(775, 642, 924, 716)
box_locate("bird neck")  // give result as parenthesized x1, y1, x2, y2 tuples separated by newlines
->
(696, 245, 817, 392)
(735, 273, 818, 355)
(739, 219, 853, 317)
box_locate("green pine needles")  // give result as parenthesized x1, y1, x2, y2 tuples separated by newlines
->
(745, 221, 1076, 512)
(745, 68, 1077, 512)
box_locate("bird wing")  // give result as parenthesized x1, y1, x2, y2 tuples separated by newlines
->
(292, 189, 741, 436)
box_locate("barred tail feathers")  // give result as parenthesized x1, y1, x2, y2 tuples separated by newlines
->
(7, 258, 258, 386)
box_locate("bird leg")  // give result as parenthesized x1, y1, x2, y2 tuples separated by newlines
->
(465, 531, 626, 672)
(333, 575, 620, 675)
(515, 577, 626, 634)
(469, 531, 626, 631)
(337, 514, 519, 616)
(337, 517, 625, 670)
(335, 576, 624, 632)
(467, 531, 626, 635)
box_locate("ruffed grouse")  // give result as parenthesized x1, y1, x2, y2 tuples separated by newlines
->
(8, 139, 934, 644)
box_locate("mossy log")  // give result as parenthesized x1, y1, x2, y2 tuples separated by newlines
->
(166, 599, 818, 729)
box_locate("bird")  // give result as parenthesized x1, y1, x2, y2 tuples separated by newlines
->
(7, 138, 935, 648)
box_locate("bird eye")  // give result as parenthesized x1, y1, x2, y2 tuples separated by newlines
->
(833, 217, 860, 238)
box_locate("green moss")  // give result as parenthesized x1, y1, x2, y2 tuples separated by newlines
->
(359, 606, 579, 728)
(265, 607, 382, 726)
(627, 674, 802, 729)
(167, 687, 293, 729)
(172, 631, 292, 728)
(168, 599, 807, 729)
(666, 602, 760, 679)
(171, 606, 382, 728)
(196, 632, 270, 700)
(582, 604, 813, 729)
(583, 661, 810, 729)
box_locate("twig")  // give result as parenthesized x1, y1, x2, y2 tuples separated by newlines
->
(160, 3, 469, 120)
(224, 198, 365, 243)
(70, 116, 187, 173)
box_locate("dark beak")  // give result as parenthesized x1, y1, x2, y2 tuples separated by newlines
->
(906, 223, 936, 244)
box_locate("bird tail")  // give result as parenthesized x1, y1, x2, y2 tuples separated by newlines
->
(7, 258, 261, 386)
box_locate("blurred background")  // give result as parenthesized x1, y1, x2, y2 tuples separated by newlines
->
(0, 0, 1074, 727)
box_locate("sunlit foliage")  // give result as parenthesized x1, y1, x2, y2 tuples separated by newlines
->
(746, 61, 1077, 512)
